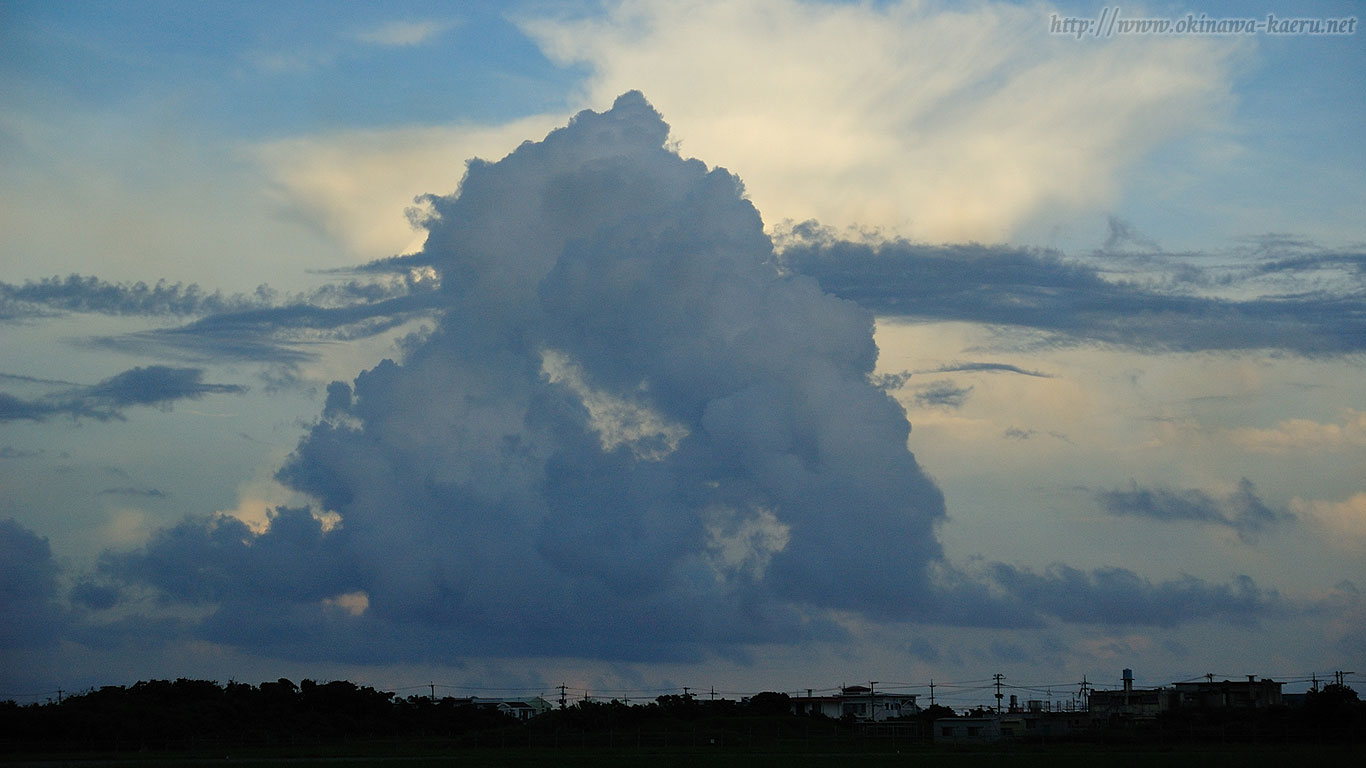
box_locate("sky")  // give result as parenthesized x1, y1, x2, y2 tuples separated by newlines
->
(1, 0, 1363, 709)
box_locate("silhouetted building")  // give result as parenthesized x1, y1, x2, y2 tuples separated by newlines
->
(1088, 669, 1285, 724)
(471, 696, 552, 719)
(1173, 676, 1283, 709)
(1088, 669, 1175, 723)
(791, 685, 919, 721)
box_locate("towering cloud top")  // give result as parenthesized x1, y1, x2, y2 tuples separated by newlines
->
(101, 92, 945, 662)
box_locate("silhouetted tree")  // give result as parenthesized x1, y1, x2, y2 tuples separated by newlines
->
(746, 692, 791, 716)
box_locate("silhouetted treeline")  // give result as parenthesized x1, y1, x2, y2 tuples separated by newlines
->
(1145, 683, 1365, 745)
(0, 682, 855, 754)
(1, 678, 1361, 756)
(0, 678, 515, 753)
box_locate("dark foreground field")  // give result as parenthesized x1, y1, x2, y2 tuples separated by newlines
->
(6, 682, 1361, 766)
(4, 743, 1362, 768)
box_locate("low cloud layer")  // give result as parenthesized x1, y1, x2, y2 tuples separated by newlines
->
(1, 273, 442, 363)
(6, 215, 1360, 365)
(988, 565, 1281, 628)
(1097, 478, 1293, 543)
(0, 366, 245, 422)
(778, 232, 1366, 355)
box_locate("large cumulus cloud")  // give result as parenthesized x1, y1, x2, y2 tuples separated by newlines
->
(94, 93, 1288, 665)
(104, 93, 945, 662)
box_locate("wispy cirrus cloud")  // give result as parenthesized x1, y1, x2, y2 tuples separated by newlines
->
(519, 0, 1241, 243)
(99, 487, 169, 500)
(354, 19, 457, 47)
(921, 361, 1053, 378)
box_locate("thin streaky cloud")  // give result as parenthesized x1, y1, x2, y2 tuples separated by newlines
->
(0, 372, 83, 387)
(354, 19, 458, 47)
(0, 366, 246, 423)
(98, 487, 169, 499)
(922, 362, 1053, 378)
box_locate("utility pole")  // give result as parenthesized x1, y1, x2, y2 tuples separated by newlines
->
(929, 679, 935, 707)
(993, 674, 1004, 713)
(710, 685, 716, 701)
(558, 684, 567, 709)
(869, 681, 878, 722)
(429, 681, 435, 702)
(1076, 676, 1091, 712)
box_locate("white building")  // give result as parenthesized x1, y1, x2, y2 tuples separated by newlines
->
(791, 685, 920, 722)
(471, 696, 553, 720)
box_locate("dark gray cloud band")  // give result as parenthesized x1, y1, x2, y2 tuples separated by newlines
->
(2, 273, 441, 362)
(777, 229, 1366, 355)
(988, 564, 1281, 628)
(0, 366, 245, 422)
(1097, 478, 1293, 542)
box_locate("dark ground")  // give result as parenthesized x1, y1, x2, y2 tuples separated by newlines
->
(3, 743, 1362, 768)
